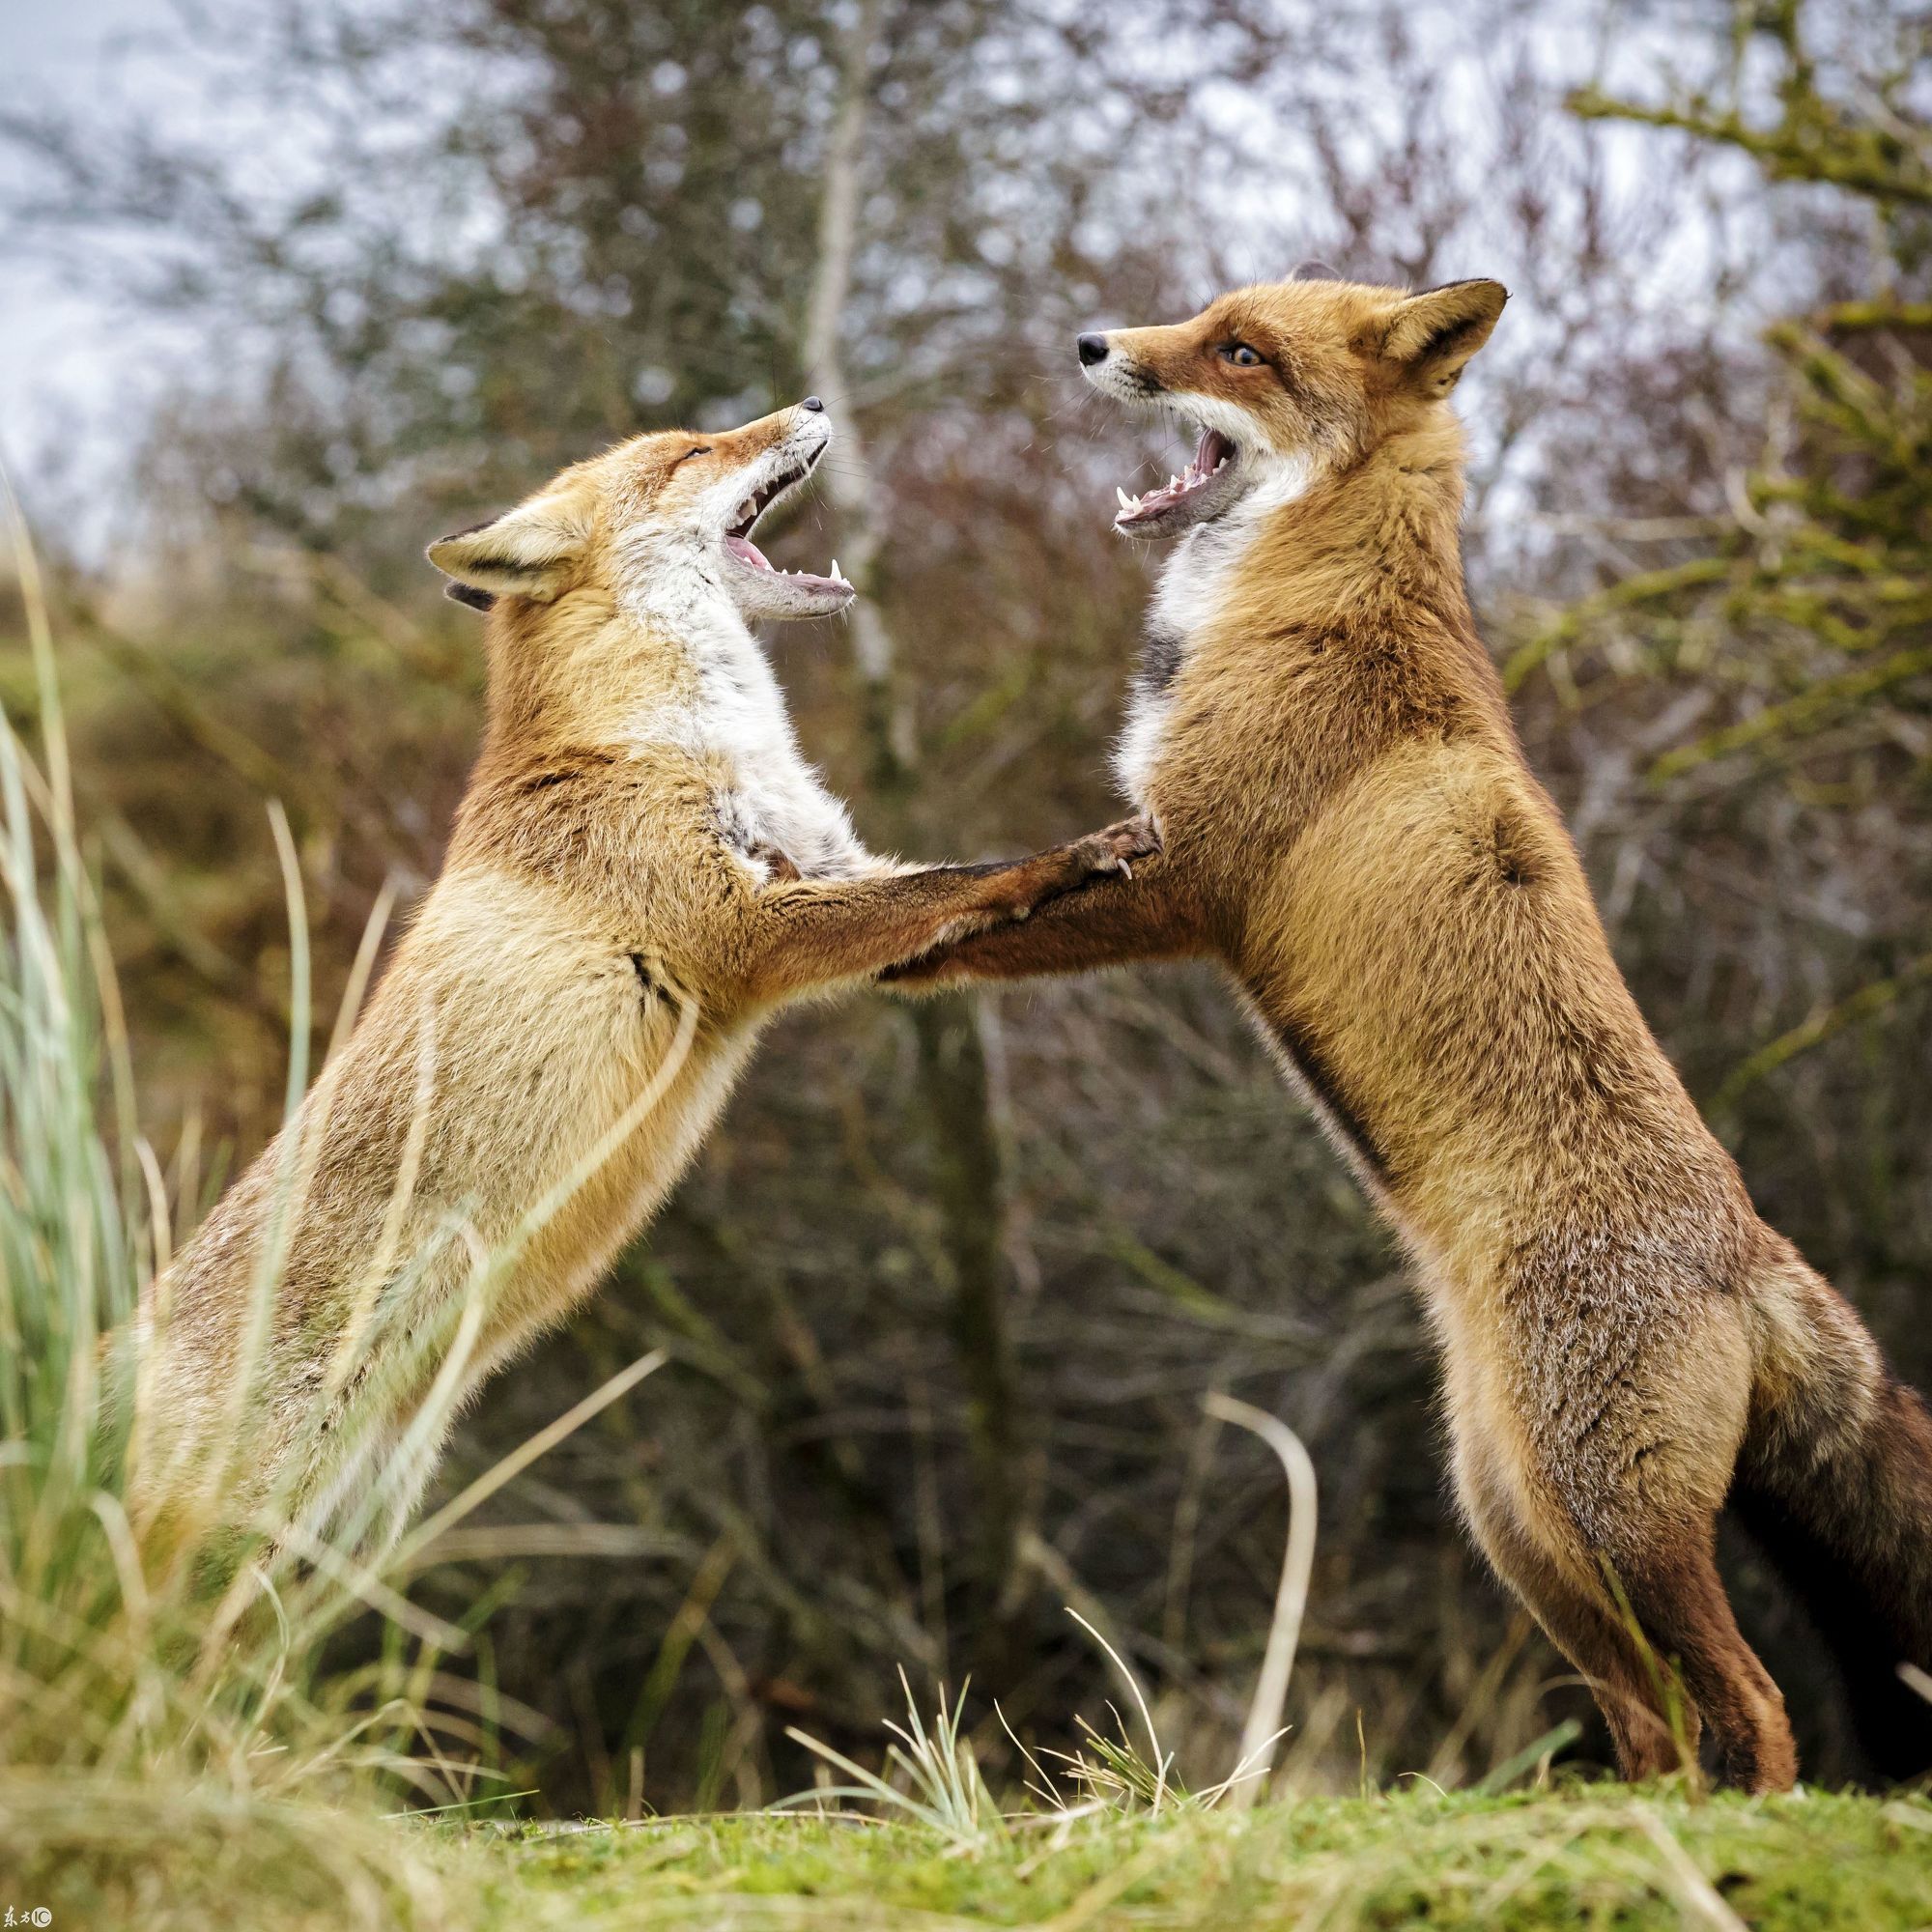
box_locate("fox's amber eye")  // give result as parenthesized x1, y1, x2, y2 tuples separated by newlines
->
(681, 445, 712, 460)
(1223, 343, 1264, 367)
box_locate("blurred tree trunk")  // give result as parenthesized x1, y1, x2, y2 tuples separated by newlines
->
(802, 0, 1032, 1679)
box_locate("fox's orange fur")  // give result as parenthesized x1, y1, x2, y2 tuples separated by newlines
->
(130, 402, 1151, 1550)
(893, 277, 1932, 1790)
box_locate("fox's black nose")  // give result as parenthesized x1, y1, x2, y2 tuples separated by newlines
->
(1075, 332, 1110, 367)
(800, 395, 825, 412)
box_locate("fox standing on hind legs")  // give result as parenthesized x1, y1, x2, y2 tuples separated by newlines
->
(889, 275, 1932, 1790)
(129, 398, 1152, 1550)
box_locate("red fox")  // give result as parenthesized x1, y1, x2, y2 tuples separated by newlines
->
(888, 279, 1932, 1789)
(129, 400, 1153, 1551)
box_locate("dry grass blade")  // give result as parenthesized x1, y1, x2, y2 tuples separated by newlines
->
(1630, 1803, 1751, 1932)
(395, 1349, 668, 1567)
(1202, 1392, 1318, 1807)
(1064, 1608, 1174, 1813)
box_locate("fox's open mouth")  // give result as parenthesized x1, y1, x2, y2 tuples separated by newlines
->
(1113, 427, 1242, 536)
(722, 443, 853, 610)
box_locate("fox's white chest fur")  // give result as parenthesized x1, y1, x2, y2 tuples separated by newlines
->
(627, 568, 872, 881)
(1114, 522, 1238, 806)
(1114, 454, 1322, 809)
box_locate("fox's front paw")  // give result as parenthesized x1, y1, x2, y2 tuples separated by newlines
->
(1082, 814, 1162, 880)
(1010, 814, 1162, 916)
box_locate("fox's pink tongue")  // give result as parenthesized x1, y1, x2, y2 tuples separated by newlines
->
(725, 533, 772, 571)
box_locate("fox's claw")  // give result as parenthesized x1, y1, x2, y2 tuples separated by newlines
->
(1087, 813, 1163, 877)
(1056, 814, 1162, 888)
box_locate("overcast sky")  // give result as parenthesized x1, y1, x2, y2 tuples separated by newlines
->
(1, 0, 184, 512)
(0, 0, 1823, 561)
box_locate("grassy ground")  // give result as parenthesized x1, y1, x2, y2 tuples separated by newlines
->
(12, 1782, 1932, 1930)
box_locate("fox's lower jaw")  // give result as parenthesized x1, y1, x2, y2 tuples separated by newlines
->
(1113, 424, 1244, 536)
(722, 533, 854, 618)
(716, 435, 857, 620)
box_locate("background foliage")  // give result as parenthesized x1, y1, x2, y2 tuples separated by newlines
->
(1, 0, 1926, 1816)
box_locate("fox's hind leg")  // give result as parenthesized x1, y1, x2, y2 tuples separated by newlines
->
(1603, 1531, 1796, 1792)
(1454, 1429, 1697, 1777)
(1463, 1464, 1796, 1789)
(1446, 1308, 1798, 1792)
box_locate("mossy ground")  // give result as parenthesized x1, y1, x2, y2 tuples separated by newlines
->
(13, 1781, 1932, 1930)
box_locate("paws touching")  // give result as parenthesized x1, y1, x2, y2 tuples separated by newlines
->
(1002, 814, 1163, 918)
(1081, 814, 1163, 880)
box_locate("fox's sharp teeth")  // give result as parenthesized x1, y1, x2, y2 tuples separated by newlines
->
(1116, 487, 1133, 512)
(830, 557, 844, 582)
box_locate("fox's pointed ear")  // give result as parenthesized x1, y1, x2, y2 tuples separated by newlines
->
(425, 487, 591, 605)
(443, 579, 497, 613)
(1381, 279, 1507, 395)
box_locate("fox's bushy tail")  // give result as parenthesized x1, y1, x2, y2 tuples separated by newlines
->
(1734, 1260, 1932, 1779)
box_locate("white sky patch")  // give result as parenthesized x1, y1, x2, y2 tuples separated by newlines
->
(0, 0, 531, 553)
(0, 0, 196, 539)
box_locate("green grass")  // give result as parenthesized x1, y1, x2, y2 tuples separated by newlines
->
(445, 1786, 1932, 1930)
(11, 1782, 1932, 1930)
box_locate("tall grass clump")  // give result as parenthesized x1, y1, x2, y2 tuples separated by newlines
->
(0, 509, 514, 1922)
(1, 519, 365, 1779)
(0, 511, 175, 1773)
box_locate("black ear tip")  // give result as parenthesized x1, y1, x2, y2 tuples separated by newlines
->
(434, 516, 500, 547)
(1290, 259, 1343, 282)
(444, 580, 497, 612)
